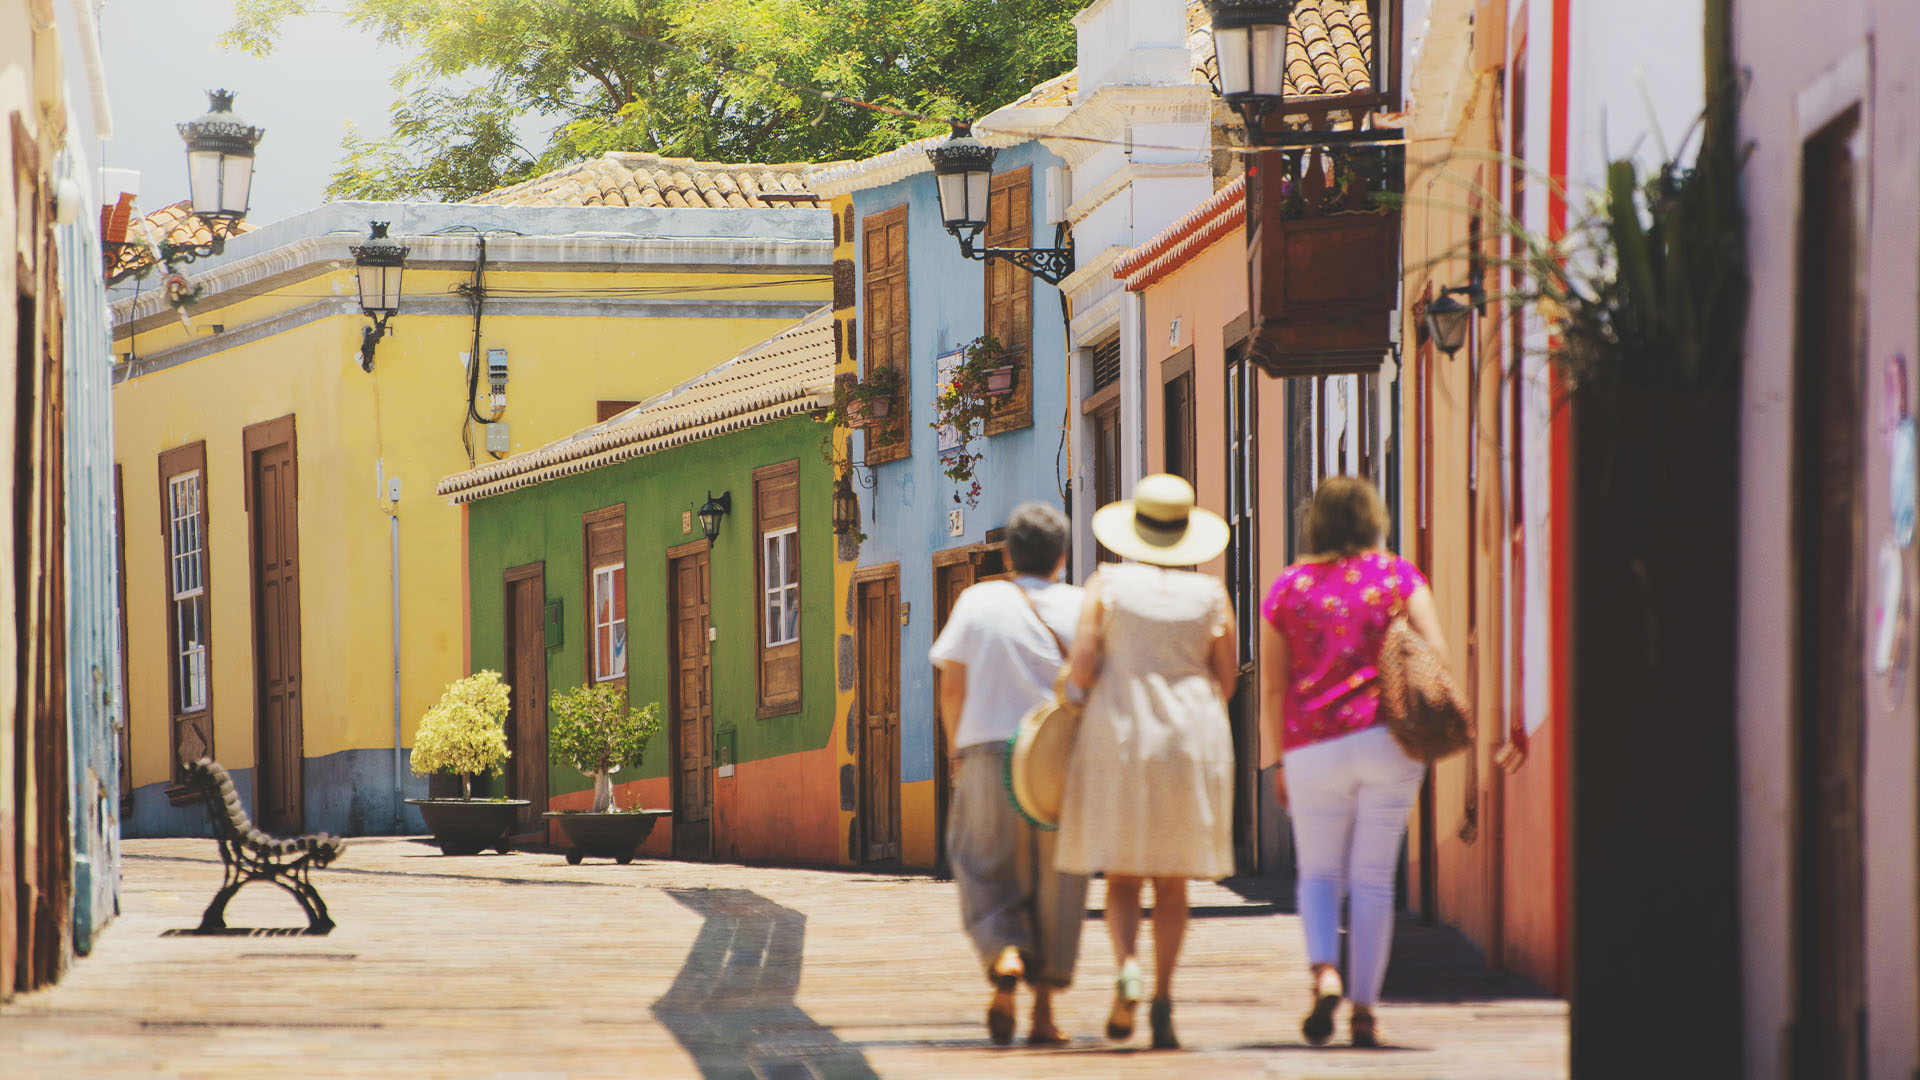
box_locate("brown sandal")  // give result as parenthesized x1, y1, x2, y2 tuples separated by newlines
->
(1350, 1009, 1384, 1048)
(987, 947, 1023, 1045)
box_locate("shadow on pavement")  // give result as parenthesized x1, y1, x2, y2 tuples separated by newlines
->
(653, 887, 879, 1080)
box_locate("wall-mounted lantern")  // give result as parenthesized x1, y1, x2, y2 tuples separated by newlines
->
(1424, 279, 1485, 358)
(179, 89, 264, 228)
(351, 221, 409, 372)
(697, 491, 732, 544)
(831, 473, 861, 536)
(1208, 0, 1297, 140)
(927, 124, 1074, 286)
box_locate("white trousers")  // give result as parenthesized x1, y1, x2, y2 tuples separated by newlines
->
(1284, 724, 1425, 1006)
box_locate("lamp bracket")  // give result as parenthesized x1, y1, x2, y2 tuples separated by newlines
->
(949, 222, 1075, 286)
(359, 310, 396, 373)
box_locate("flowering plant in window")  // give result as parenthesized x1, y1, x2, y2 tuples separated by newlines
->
(929, 335, 1018, 507)
(410, 670, 512, 798)
(548, 683, 662, 813)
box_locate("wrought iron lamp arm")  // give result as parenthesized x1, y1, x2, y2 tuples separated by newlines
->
(359, 310, 396, 372)
(949, 222, 1076, 287)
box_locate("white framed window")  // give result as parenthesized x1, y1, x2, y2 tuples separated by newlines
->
(592, 562, 627, 682)
(168, 471, 209, 713)
(762, 526, 800, 647)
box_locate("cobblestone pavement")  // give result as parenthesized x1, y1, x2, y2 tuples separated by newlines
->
(0, 838, 1566, 1078)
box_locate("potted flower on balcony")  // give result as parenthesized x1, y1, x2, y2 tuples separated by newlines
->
(832, 363, 903, 428)
(404, 670, 527, 855)
(542, 683, 670, 865)
(929, 335, 1020, 507)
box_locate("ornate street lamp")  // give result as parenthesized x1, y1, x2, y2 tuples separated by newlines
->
(1207, 0, 1297, 141)
(351, 221, 409, 372)
(927, 124, 1074, 286)
(697, 491, 732, 544)
(178, 89, 264, 227)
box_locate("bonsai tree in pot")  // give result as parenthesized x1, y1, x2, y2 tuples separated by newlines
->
(543, 683, 670, 865)
(405, 671, 527, 855)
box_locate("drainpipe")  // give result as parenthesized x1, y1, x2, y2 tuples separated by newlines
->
(389, 477, 403, 832)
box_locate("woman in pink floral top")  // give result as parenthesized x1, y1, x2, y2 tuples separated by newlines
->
(1260, 477, 1451, 1048)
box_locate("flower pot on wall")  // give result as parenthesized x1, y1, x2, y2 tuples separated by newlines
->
(544, 809, 671, 864)
(983, 365, 1020, 397)
(406, 798, 530, 856)
(847, 397, 894, 426)
(1246, 141, 1403, 378)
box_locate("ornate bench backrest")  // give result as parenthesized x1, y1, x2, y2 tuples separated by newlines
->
(184, 758, 259, 844)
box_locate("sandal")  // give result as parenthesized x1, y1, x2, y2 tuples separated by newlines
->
(1106, 958, 1143, 1041)
(987, 947, 1022, 1045)
(1149, 998, 1179, 1050)
(1351, 1009, 1383, 1048)
(1301, 967, 1343, 1046)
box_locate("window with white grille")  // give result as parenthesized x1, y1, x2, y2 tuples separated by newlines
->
(591, 563, 627, 682)
(763, 527, 800, 647)
(168, 471, 209, 713)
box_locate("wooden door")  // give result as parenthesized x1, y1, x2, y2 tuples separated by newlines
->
(244, 417, 303, 834)
(855, 568, 902, 862)
(667, 542, 714, 859)
(930, 557, 977, 876)
(503, 563, 548, 837)
(1792, 108, 1865, 1080)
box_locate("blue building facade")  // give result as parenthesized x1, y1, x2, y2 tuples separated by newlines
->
(816, 134, 1070, 865)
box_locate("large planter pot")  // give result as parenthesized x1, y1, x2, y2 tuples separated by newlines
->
(405, 798, 530, 856)
(544, 810, 671, 865)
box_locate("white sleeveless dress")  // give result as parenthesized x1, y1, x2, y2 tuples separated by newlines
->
(1054, 564, 1236, 880)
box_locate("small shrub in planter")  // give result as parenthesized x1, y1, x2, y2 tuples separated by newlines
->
(548, 683, 663, 812)
(410, 670, 511, 798)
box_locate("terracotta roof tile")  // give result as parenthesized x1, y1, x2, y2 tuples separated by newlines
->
(438, 306, 836, 503)
(105, 200, 258, 281)
(469, 152, 821, 209)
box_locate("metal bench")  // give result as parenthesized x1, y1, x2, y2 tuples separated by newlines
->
(184, 759, 346, 934)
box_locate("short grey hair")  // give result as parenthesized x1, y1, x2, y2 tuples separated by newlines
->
(1005, 501, 1070, 576)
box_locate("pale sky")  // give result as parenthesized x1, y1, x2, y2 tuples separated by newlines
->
(97, 0, 534, 225)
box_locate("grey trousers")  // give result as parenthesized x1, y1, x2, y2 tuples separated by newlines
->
(947, 743, 1090, 988)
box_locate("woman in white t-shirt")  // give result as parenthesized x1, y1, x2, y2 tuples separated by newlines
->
(929, 502, 1088, 1045)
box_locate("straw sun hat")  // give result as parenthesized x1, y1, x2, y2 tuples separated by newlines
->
(1090, 473, 1231, 567)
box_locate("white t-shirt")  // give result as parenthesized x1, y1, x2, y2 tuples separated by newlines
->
(928, 575, 1084, 749)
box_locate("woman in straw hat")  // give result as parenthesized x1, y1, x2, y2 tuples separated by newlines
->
(1056, 473, 1239, 1050)
(1261, 476, 1449, 1048)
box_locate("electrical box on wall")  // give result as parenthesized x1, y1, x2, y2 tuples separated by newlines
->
(486, 422, 510, 453)
(544, 600, 563, 647)
(487, 348, 509, 393)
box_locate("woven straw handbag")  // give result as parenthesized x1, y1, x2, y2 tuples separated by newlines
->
(1376, 616, 1473, 763)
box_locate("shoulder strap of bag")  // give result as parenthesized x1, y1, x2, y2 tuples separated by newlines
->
(1017, 583, 1071, 660)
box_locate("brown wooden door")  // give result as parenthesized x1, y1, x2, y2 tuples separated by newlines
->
(930, 558, 977, 876)
(667, 543, 714, 859)
(856, 569, 902, 862)
(504, 563, 548, 837)
(1792, 108, 1865, 1080)
(244, 417, 303, 834)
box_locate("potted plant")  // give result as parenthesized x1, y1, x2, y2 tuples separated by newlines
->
(929, 335, 1018, 508)
(542, 683, 670, 865)
(833, 364, 903, 428)
(404, 670, 528, 855)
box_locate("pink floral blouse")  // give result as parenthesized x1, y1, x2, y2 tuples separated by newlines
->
(1262, 552, 1427, 752)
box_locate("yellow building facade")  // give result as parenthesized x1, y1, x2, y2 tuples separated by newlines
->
(112, 172, 830, 836)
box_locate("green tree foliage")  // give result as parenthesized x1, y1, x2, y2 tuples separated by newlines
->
(411, 670, 513, 796)
(548, 684, 662, 812)
(223, 0, 1083, 202)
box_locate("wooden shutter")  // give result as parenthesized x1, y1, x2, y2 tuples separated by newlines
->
(157, 441, 212, 797)
(984, 167, 1034, 434)
(755, 461, 802, 716)
(596, 400, 640, 423)
(581, 505, 626, 691)
(862, 205, 911, 462)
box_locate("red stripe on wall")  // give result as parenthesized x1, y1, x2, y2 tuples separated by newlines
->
(1548, 0, 1574, 991)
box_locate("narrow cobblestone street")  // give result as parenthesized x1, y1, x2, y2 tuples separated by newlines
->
(0, 838, 1565, 1078)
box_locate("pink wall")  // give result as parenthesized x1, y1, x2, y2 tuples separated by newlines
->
(1735, 3, 1920, 1074)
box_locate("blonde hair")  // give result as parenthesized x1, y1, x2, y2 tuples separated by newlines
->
(1303, 476, 1389, 557)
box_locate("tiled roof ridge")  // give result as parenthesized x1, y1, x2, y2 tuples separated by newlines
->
(1113, 175, 1246, 292)
(437, 305, 836, 502)
(106, 199, 259, 280)
(467, 150, 826, 209)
